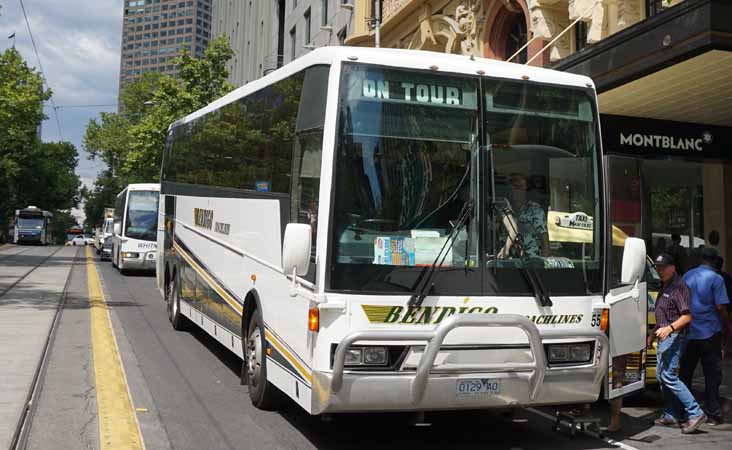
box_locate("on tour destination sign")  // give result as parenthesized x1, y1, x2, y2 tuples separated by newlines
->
(357, 73, 477, 109)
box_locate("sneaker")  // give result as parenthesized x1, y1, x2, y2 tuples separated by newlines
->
(707, 416, 723, 426)
(654, 417, 677, 427)
(681, 415, 707, 434)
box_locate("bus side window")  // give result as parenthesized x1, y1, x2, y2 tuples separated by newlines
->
(291, 65, 329, 283)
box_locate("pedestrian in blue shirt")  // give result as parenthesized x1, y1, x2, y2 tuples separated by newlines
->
(680, 247, 731, 426)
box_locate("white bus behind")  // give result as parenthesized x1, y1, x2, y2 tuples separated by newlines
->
(112, 183, 160, 273)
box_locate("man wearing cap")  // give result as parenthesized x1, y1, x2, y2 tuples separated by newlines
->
(680, 247, 731, 425)
(648, 253, 706, 433)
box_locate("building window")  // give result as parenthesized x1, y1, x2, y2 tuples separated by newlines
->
(574, 21, 588, 52)
(290, 26, 296, 60)
(304, 8, 311, 44)
(322, 0, 328, 26)
(646, 0, 668, 17)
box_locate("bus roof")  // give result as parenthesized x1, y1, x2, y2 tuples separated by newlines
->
(119, 183, 160, 196)
(174, 46, 596, 128)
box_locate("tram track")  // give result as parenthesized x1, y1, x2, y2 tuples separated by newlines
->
(0, 246, 64, 300)
(0, 246, 36, 261)
(7, 246, 79, 450)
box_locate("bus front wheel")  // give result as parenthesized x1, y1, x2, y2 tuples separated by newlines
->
(244, 309, 284, 410)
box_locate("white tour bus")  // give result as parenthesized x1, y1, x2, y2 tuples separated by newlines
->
(113, 183, 159, 273)
(157, 47, 649, 415)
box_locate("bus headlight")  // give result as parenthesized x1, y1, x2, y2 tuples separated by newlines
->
(363, 347, 387, 365)
(344, 348, 362, 365)
(122, 252, 140, 259)
(343, 346, 389, 367)
(546, 342, 593, 364)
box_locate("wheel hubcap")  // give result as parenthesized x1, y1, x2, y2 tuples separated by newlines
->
(247, 327, 262, 387)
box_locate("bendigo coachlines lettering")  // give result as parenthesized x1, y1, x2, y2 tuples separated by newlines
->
(193, 208, 214, 229)
(374, 305, 584, 326)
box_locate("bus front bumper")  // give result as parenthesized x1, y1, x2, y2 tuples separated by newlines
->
(310, 314, 609, 414)
(121, 251, 156, 270)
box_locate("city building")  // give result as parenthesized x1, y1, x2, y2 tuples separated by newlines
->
(119, 0, 213, 93)
(346, 0, 731, 269)
(211, 0, 277, 86)
(211, 0, 356, 87)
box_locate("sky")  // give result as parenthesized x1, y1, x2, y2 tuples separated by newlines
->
(0, 0, 123, 223)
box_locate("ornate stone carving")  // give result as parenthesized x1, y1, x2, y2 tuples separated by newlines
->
(455, 0, 483, 55)
(617, 0, 641, 30)
(529, 0, 571, 61)
(382, 0, 410, 20)
(569, 0, 607, 44)
(406, 0, 484, 56)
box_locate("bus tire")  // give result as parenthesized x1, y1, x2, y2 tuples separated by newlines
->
(167, 275, 188, 331)
(244, 309, 284, 410)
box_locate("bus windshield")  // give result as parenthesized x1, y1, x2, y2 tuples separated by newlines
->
(17, 217, 44, 229)
(125, 191, 158, 241)
(329, 64, 602, 296)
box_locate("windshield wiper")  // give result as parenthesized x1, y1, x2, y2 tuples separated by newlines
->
(492, 200, 553, 307)
(408, 199, 474, 308)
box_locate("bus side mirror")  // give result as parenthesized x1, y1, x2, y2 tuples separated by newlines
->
(282, 223, 311, 277)
(621, 237, 646, 285)
(113, 222, 121, 236)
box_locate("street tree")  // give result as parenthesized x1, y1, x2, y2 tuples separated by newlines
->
(0, 47, 53, 239)
(84, 36, 234, 185)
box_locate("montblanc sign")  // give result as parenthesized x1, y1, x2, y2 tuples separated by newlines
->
(619, 132, 709, 151)
(601, 115, 730, 160)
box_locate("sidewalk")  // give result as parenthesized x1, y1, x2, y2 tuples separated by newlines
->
(0, 247, 76, 449)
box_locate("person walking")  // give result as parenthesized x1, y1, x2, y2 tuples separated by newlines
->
(648, 253, 707, 433)
(680, 247, 731, 425)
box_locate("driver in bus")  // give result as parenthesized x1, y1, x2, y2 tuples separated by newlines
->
(497, 172, 548, 258)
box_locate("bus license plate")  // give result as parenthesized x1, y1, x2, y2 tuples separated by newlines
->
(456, 378, 501, 397)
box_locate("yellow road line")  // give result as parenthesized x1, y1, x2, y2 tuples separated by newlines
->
(86, 247, 145, 450)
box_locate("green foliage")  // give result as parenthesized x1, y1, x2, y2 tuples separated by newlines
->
(0, 47, 78, 241)
(14, 141, 81, 211)
(83, 169, 121, 228)
(50, 210, 79, 245)
(81, 36, 235, 226)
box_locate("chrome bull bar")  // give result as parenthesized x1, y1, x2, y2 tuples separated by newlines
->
(331, 314, 610, 405)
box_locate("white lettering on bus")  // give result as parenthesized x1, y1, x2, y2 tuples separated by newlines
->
(446, 87, 460, 105)
(362, 80, 390, 99)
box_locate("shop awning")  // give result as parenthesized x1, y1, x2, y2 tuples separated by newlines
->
(552, 0, 732, 127)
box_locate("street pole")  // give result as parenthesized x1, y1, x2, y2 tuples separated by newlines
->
(375, 0, 381, 48)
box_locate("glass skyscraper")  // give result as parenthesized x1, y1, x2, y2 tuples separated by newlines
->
(119, 0, 213, 91)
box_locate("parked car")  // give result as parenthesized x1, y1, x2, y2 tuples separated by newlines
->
(84, 236, 94, 246)
(70, 235, 87, 246)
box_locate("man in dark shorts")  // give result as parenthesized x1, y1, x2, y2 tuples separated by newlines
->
(648, 253, 706, 433)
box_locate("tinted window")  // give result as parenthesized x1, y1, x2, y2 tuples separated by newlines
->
(164, 72, 307, 193)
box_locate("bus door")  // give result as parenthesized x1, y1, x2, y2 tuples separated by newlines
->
(604, 155, 648, 398)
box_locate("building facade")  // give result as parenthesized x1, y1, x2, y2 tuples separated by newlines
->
(211, 0, 356, 87)
(346, 0, 732, 269)
(119, 0, 213, 91)
(211, 0, 277, 86)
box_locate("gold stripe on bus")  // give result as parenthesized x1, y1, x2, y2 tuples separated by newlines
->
(264, 329, 312, 384)
(173, 242, 243, 314)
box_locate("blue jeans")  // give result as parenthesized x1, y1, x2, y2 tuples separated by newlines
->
(657, 333, 705, 421)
